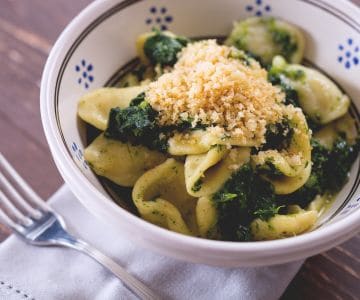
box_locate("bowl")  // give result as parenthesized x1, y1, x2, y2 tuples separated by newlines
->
(40, 0, 360, 267)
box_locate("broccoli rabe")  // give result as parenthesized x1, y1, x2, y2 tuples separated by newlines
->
(268, 63, 303, 107)
(105, 93, 168, 152)
(326, 137, 360, 191)
(280, 138, 360, 207)
(256, 159, 284, 177)
(144, 31, 189, 67)
(213, 164, 279, 241)
(270, 28, 298, 62)
(214, 136, 359, 240)
(262, 119, 294, 151)
(105, 92, 208, 152)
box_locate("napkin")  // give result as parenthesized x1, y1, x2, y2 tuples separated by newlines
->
(0, 186, 302, 300)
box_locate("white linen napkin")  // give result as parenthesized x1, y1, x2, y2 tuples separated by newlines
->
(0, 186, 302, 300)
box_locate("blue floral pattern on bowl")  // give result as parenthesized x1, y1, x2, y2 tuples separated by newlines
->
(246, 0, 271, 16)
(71, 142, 89, 170)
(338, 38, 359, 69)
(75, 59, 94, 89)
(145, 6, 173, 31)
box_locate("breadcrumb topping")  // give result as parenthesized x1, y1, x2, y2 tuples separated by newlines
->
(146, 40, 285, 146)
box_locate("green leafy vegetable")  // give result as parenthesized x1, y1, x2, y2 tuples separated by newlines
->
(280, 138, 359, 207)
(213, 164, 278, 241)
(236, 225, 252, 241)
(326, 137, 360, 191)
(129, 92, 146, 106)
(105, 93, 208, 152)
(266, 18, 299, 62)
(253, 205, 284, 220)
(214, 137, 359, 240)
(262, 119, 294, 151)
(268, 67, 300, 107)
(105, 95, 168, 152)
(270, 29, 298, 61)
(256, 159, 284, 177)
(144, 31, 189, 67)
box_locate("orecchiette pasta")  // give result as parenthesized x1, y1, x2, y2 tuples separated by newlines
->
(314, 113, 358, 149)
(307, 195, 327, 214)
(78, 86, 147, 130)
(226, 17, 305, 64)
(185, 147, 251, 197)
(251, 209, 317, 240)
(252, 106, 311, 177)
(84, 134, 166, 186)
(269, 161, 311, 194)
(252, 105, 312, 194)
(185, 145, 229, 196)
(168, 129, 258, 156)
(271, 56, 350, 124)
(132, 159, 198, 235)
(168, 130, 220, 156)
(196, 195, 218, 238)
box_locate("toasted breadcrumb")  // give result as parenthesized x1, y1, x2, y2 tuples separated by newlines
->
(146, 40, 285, 146)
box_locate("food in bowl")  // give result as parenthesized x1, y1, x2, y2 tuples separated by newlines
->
(77, 17, 359, 242)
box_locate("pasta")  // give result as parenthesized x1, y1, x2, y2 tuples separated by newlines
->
(78, 86, 147, 130)
(251, 105, 312, 194)
(226, 17, 305, 64)
(251, 209, 317, 240)
(270, 56, 350, 124)
(185, 147, 251, 197)
(268, 161, 311, 194)
(314, 113, 358, 149)
(196, 195, 218, 238)
(252, 105, 311, 178)
(84, 134, 166, 186)
(168, 130, 222, 155)
(132, 159, 197, 235)
(78, 17, 359, 242)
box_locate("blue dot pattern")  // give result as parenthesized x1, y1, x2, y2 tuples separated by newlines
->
(145, 6, 173, 31)
(245, 0, 271, 16)
(338, 38, 359, 69)
(75, 59, 94, 89)
(71, 142, 89, 170)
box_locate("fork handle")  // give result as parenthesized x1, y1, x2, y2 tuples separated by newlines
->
(58, 237, 160, 300)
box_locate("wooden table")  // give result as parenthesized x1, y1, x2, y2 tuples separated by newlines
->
(0, 1, 359, 299)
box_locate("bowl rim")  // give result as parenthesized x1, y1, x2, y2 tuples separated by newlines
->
(40, 0, 360, 263)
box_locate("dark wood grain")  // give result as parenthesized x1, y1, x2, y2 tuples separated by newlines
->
(0, 1, 359, 299)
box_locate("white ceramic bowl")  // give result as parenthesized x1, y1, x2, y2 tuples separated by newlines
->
(41, 0, 360, 267)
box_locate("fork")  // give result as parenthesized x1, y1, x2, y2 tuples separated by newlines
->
(0, 153, 160, 300)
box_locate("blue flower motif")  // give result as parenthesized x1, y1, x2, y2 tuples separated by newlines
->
(75, 59, 94, 89)
(145, 6, 173, 31)
(71, 142, 89, 169)
(337, 38, 359, 69)
(246, 0, 271, 16)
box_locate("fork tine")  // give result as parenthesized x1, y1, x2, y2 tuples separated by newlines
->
(0, 172, 42, 219)
(0, 206, 24, 233)
(0, 153, 50, 212)
(0, 189, 32, 226)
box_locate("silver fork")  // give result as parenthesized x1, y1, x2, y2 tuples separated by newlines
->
(0, 153, 159, 300)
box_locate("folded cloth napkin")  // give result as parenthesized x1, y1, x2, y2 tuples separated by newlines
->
(0, 186, 302, 300)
